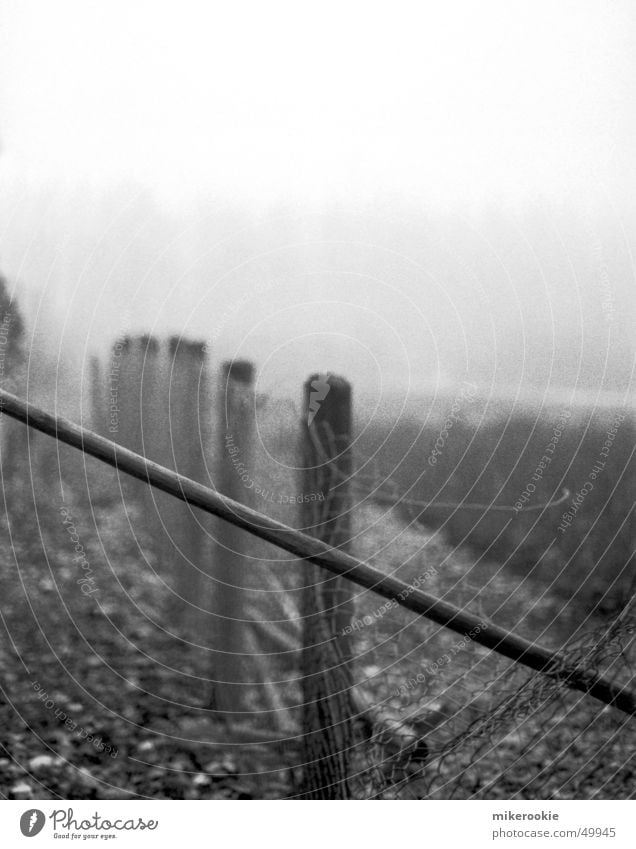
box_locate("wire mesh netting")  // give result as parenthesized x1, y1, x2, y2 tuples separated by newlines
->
(293, 420, 636, 800)
(0, 389, 634, 800)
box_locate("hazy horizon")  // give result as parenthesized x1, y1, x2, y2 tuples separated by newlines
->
(1, 1, 634, 403)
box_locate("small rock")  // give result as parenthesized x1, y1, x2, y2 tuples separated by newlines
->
(11, 782, 33, 799)
(363, 665, 382, 679)
(76, 767, 97, 786)
(28, 755, 57, 770)
(203, 757, 237, 775)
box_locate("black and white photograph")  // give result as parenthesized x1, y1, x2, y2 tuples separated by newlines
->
(0, 0, 634, 837)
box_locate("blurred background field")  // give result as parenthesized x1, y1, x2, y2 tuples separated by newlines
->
(0, 298, 633, 798)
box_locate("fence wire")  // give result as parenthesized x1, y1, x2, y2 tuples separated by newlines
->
(346, 612, 635, 799)
(304, 422, 636, 800)
(1, 395, 634, 801)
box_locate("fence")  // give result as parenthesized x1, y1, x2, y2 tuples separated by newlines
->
(0, 368, 634, 799)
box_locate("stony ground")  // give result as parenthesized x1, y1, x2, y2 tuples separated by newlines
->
(0, 481, 633, 800)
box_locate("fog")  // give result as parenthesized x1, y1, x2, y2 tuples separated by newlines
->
(0, 0, 634, 406)
(0, 2, 634, 806)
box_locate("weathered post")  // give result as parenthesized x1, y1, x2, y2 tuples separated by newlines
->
(111, 335, 146, 507)
(213, 360, 304, 738)
(164, 336, 211, 632)
(299, 373, 356, 799)
(0, 297, 27, 483)
(138, 335, 169, 544)
(214, 360, 257, 718)
(89, 355, 105, 435)
(116, 336, 143, 453)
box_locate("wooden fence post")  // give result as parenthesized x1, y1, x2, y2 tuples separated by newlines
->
(4, 386, 636, 716)
(138, 334, 169, 545)
(0, 306, 27, 484)
(89, 355, 105, 435)
(300, 373, 356, 799)
(214, 360, 304, 735)
(117, 336, 143, 453)
(113, 335, 146, 506)
(165, 336, 211, 633)
(214, 360, 256, 718)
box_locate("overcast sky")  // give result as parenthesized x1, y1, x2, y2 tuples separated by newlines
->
(0, 1, 634, 403)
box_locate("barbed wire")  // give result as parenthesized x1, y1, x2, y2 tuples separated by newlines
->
(306, 421, 636, 799)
